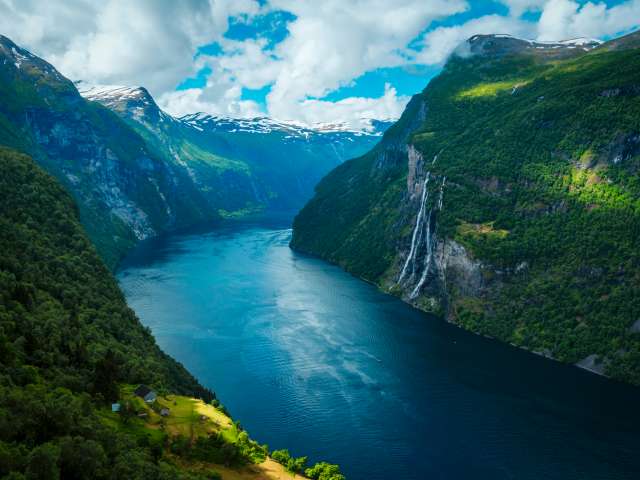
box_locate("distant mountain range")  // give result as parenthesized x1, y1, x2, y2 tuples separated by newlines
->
(291, 31, 640, 385)
(0, 34, 390, 267)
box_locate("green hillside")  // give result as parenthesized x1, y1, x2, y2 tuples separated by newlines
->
(292, 31, 640, 385)
(0, 36, 218, 269)
(0, 146, 345, 479)
(0, 146, 209, 477)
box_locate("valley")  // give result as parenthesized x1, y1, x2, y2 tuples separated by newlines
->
(117, 220, 640, 480)
(0, 9, 639, 480)
(0, 34, 386, 268)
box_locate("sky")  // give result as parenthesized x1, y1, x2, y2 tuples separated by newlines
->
(0, 0, 638, 129)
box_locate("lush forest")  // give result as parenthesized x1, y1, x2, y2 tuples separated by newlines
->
(292, 32, 640, 385)
(0, 147, 346, 479)
(0, 145, 211, 478)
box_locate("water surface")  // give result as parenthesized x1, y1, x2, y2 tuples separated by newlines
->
(118, 220, 640, 480)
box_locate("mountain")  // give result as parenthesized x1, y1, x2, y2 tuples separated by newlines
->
(0, 34, 387, 269)
(80, 84, 390, 218)
(291, 31, 640, 385)
(0, 35, 217, 268)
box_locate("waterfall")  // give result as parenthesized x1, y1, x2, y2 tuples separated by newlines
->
(397, 172, 430, 284)
(437, 177, 446, 210)
(432, 149, 443, 165)
(409, 216, 425, 280)
(410, 176, 446, 298)
(410, 208, 434, 298)
(398, 151, 446, 297)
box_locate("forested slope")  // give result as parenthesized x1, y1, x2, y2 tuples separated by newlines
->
(292, 31, 640, 385)
(0, 146, 214, 478)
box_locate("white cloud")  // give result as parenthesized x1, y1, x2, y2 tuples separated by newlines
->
(0, 0, 263, 94)
(279, 84, 409, 129)
(415, 14, 534, 65)
(158, 79, 265, 119)
(537, 0, 640, 40)
(1, 0, 639, 127)
(499, 0, 548, 16)
(185, 0, 467, 125)
(266, 1, 466, 102)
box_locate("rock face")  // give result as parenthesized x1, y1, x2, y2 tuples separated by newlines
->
(292, 30, 640, 385)
(79, 84, 390, 223)
(0, 35, 389, 267)
(0, 35, 214, 267)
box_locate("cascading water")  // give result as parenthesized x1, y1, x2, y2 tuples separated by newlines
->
(437, 177, 446, 211)
(397, 172, 430, 284)
(410, 208, 434, 298)
(410, 177, 447, 298)
(398, 150, 447, 298)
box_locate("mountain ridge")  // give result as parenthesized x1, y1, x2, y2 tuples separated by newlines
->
(0, 35, 386, 268)
(78, 83, 393, 136)
(291, 29, 640, 385)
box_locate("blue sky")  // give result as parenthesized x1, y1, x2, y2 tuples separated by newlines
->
(1, 0, 638, 128)
(179, 1, 517, 109)
(166, 0, 638, 126)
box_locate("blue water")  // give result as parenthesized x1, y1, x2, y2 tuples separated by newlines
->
(118, 219, 640, 480)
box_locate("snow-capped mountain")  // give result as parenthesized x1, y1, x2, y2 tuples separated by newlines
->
(179, 112, 392, 137)
(486, 34, 602, 49)
(463, 34, 603, 59)
(79, 84, 393, 142)
(78, 83, 390, 222)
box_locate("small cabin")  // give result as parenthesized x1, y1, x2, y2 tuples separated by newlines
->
(111, 403, 121, 413)
(160, 408, 170, 417)
(134, 384, 157, 403)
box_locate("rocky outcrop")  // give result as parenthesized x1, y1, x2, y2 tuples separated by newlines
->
(0, 35, 213, 267)
(391, 143, 482, 315)
(575, 354, 606, 375)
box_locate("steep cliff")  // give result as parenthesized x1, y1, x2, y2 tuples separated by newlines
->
(0, 35, 216, 268)
(0, 34, 387, 269)
(291, 31, 640, 384)
(80, 85, 389, 219)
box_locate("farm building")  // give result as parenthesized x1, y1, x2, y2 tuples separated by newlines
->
(134, 384, 157, 403)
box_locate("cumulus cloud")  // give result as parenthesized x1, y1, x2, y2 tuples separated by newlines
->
(0, 0, 263, 94)
(159, 85, 264, 119)
(0, 0, 638, 127)
(537, 0, 640, 40)
(263, 1, 467, 115)
(282, 84, 409, 129)
(499, 0, 548, 16)
(189, 0, 467, 125)
(415, 14, 534, 65)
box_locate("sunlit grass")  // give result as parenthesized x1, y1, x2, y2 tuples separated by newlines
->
(180, 140, 249, 172)
(456, 79, 530, 100)
(562, 167, 637, 210)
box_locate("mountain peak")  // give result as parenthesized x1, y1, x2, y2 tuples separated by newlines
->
(180, 113, 392, 137)
(456, 34, 602, 61)
(0, 34, 68, 83)
(78, 83, 170, 123)
(79, 84, 155, 108)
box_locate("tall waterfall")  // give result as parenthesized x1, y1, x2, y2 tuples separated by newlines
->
(410, 209, 434, 298)
(398, 152, 447, 298)
(410, 177, 447, 298)
(397, 172, 430, 284)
